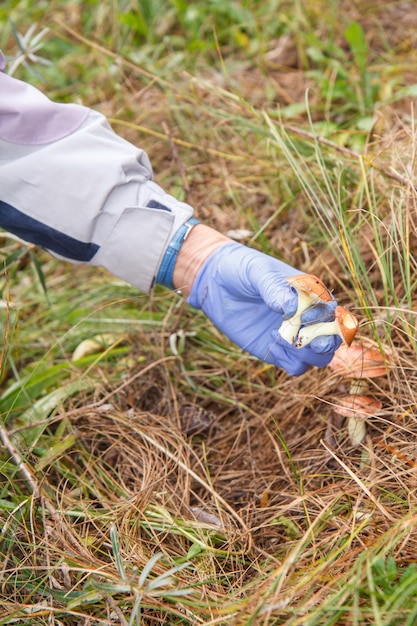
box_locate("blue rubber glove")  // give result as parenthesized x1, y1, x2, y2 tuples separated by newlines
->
(187, 242, 342, 376)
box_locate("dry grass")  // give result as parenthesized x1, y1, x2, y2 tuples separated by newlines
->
(1, 1, 417, 624)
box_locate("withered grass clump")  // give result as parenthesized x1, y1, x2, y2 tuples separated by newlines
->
(1, 1, 417, 624)
(2, 333, 417, 623)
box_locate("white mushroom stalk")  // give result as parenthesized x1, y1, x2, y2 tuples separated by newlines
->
(279, 274, 333, 345)
(295, 305, 358, 348)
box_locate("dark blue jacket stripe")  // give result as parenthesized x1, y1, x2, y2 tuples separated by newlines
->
(0, 200, 99, 262)
(146, 199, 172, 212)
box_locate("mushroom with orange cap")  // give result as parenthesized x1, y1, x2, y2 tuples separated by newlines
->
(278, 273, 335, 345)
(329, 342, 388, 379)
(332, 394, 383, 446)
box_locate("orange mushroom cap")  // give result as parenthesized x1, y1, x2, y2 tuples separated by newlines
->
(329, 341, 388, 378)
(332, 394, 382, 419)
(287, 274, 333, 302)
(334, 306, 359, 347)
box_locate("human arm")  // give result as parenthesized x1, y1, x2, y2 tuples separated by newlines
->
(0, 53, 345, 374)
(0, 51, 194, 292)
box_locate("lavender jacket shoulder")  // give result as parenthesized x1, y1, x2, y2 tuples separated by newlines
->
(0, 51, 194, 292)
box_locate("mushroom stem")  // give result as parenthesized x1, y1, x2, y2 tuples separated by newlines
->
(295, 306, 358, 348)
(279, 274, 333, 344)
(279, 311, 306, 345)
(348, 416, 367, 447)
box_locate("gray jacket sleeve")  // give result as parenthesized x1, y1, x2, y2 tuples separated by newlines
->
(0, 53, 194, 292)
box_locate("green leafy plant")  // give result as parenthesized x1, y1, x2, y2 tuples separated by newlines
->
(303, 19, 389, 140)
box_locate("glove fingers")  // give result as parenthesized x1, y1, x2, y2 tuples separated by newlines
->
(254, 268, 300, 315)
(268, 333, 337, 373)
(298, 346, 335, 368)
(300, 301, 337, 325)
(264, 344, 310, 376)
(273, 285, 299, 318)
(309, 334, 342, 354)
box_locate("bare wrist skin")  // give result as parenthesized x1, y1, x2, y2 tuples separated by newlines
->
(173, 224, 231, 297)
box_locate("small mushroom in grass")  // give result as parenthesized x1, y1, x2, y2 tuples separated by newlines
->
(295, 306, 359, 348)
(279, 274, 334, 345)
(333, 395, 382, 446)
(325, 341, 387, 449)
(329, 342, 388, 380)
(333, 394, 383, 418)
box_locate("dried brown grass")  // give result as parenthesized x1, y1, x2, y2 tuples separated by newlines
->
(2, 2, 417, 623)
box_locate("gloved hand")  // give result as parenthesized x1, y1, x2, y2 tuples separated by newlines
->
(187, 242, 342, 376)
